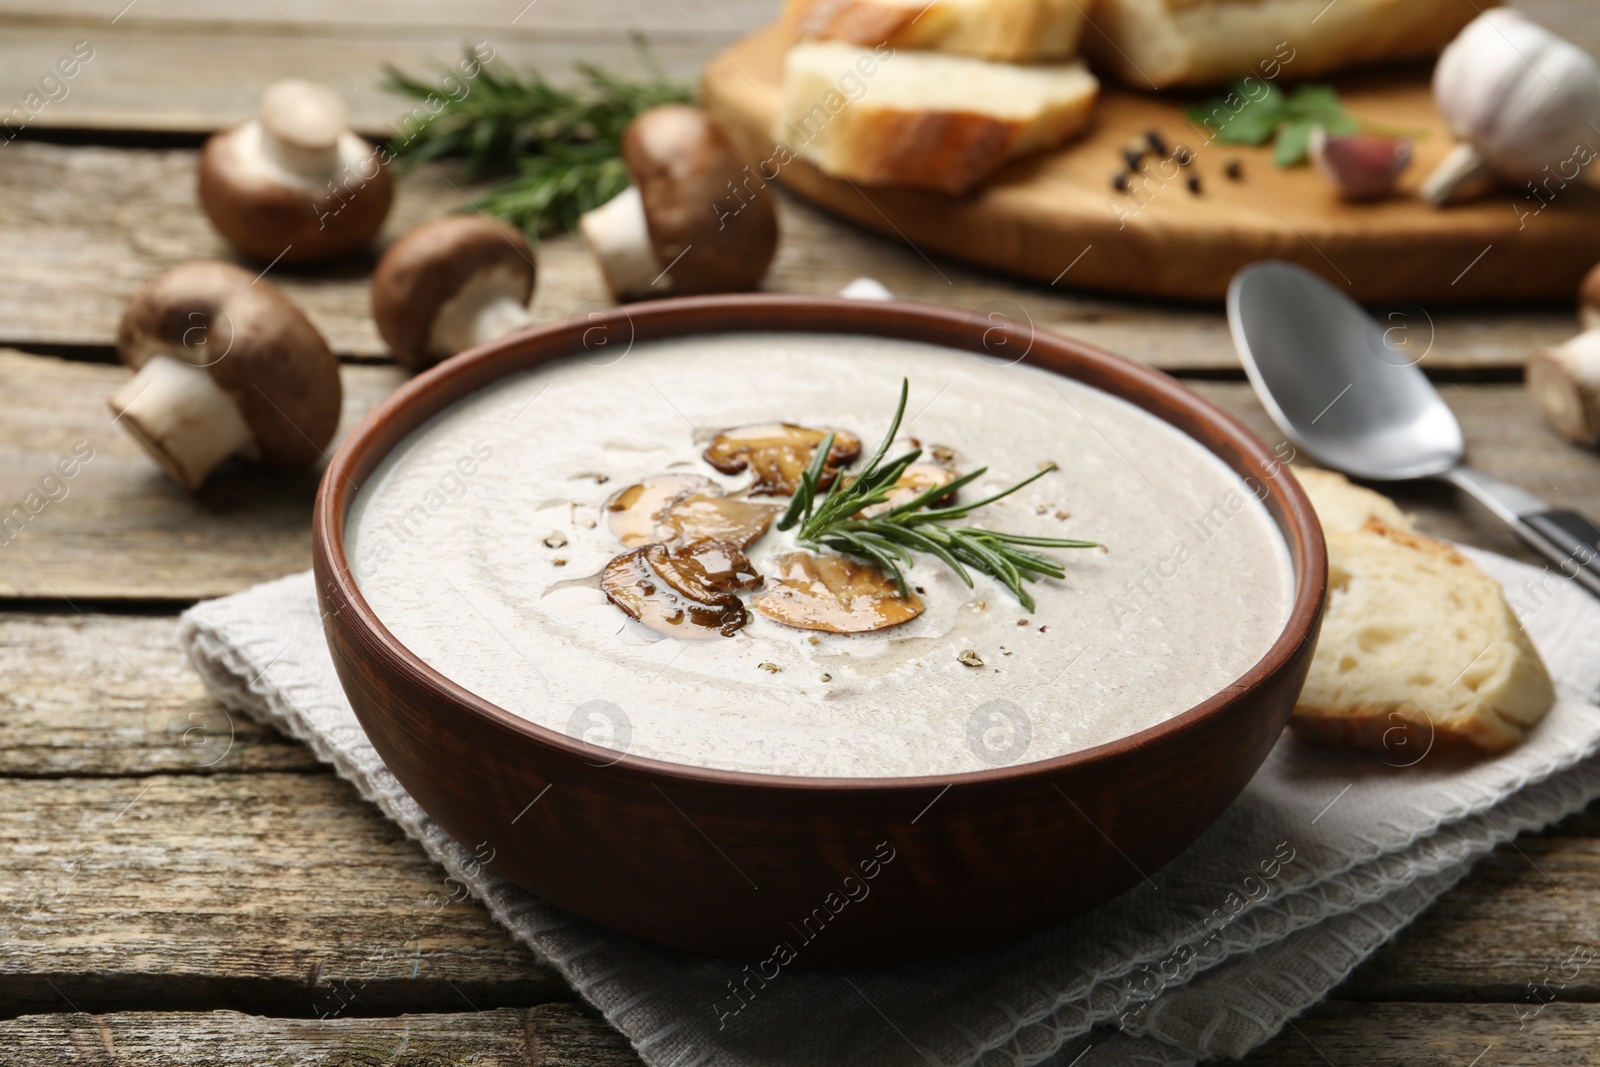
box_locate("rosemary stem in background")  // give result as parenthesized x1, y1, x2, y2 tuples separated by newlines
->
(778, 380, 1098, 611)
(384, 35, 692, 234)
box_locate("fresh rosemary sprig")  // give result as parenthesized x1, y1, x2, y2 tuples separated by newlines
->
(384, 37, 693, 233)
(777, 380, 1098, 611)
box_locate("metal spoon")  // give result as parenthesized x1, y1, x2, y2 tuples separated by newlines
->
(1228, 260, 1600, 598)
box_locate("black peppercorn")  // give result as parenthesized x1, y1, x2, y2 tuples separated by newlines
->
(1112, 173, 1129, 192)
(1224, 159, 1242, 180)
(1187, 175, 1201, 194)
(1144, 129, 1168, 157)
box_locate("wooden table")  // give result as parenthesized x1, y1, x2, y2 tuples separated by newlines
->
(3, 3, 1600, 1063)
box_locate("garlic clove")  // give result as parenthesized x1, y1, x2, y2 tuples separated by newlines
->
(1309, 129, 1412, 202)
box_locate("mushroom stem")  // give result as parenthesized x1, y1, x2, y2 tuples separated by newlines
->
(466, 294, 537, 349)
(108, 354, 254, 491)
(1528, 330, 1600, 445)
(579, 186, 669, 300)
(427, 268, 539, 356)
(260, 128, 340, 179)
(1420, 142, 1496, 206)
(256, 79, 347, 179)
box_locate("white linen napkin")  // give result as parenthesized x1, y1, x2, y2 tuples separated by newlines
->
(178, 547, 1600, 1067)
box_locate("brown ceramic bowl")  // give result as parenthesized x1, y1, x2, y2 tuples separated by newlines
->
(312, 295, 1325, 963)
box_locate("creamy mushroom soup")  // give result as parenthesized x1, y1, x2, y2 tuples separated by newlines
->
(347, 333, 1294, 777)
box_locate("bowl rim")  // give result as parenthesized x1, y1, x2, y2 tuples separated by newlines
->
(313, 293, 1326, 794)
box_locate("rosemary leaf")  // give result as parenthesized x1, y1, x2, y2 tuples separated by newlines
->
(783, 379, 1098, 607)
(384, 38, 693, 234)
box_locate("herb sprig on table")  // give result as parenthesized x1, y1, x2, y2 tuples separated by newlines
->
(1186, 81, 1359, 166)
(384, 38, 692, 233)
(778, 381, 1098, 611)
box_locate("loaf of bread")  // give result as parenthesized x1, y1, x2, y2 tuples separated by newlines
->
(1084, 0, 1492, 89)
(775, 41, 1100, 195)
(1292, 467, 1554, 757)
(785, 0, 1093, 62)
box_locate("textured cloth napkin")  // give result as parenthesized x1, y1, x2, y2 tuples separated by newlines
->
(178, 548, 1600, 1067)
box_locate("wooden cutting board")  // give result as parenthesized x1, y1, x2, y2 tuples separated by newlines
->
(701, 22, 1600, 304)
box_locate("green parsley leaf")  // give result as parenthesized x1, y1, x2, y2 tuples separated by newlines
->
(1187, 80, 1359, 167)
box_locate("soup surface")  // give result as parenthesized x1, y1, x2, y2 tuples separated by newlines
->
(347, 332, 1293, 777)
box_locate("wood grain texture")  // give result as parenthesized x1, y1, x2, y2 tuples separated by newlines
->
(0, 141, 1578, 368)
(702, 21, 1600, 302)
(5, 1001, 1600, 1065)
(5, 347, 1595, 600)
(1241, 1001, 1600, 1065)
(0, 771, 566, 1018)
(0, 8, 760, 136)
(0, 611, 318, 776)
(0, 350, 405, 601)
(0, 1004, 638, 1066)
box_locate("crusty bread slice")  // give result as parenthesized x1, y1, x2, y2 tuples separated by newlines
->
(1291, 469, 1554, 757)
(1292, 464, 1412, 534)
(776, 42, 1099, 195)
(785, 0, 1093, 62)
(1084, 0, 1491, 89)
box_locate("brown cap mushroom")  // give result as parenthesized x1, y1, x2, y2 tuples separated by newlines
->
(606, 473, 781, 549)
(1580, 262, 1600, 332)
(370, 216, 538, 368)
(578, 104, 778, 301)
(199, 79, 393, 264)
(108, 262, 341, 491)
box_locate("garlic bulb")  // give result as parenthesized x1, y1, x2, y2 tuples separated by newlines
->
(1422, 9, 1600, 206)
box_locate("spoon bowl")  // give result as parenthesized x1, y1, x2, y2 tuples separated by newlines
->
(1229, 260, 1600, 599)
(1228, 261, 1463, 481)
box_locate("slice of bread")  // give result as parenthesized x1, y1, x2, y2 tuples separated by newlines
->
(1292, 464, 1412, 534)
(1084, 0, 1491, 89)
(776, 42, 1100, 195)
(785, 0, 1093, 62)
(1291, 468, 1554, 757)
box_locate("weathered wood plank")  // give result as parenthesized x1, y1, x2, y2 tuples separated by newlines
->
(0, 141, 1579, 368)
(0, 21, 736, 137)
(5, 1001, 1600, 1067)
(6, 347, 1593, 599)
(0, 1004, 638, 1066)
(0, 772, 566, 1018)
(0, 611, 317, 776)
(1339, 834, 1600, 1003)
(0, 351, 405, 601)
(1242, 1001, 1600, 1066)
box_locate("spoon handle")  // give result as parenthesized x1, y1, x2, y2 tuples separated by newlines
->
(1519, 511, 1600, 599)
(1445, 467, 1600, 599)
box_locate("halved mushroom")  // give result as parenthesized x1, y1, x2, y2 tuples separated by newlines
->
(109, 261, 340, 492)
(855, 462, 958, 518)
(751, 551, 924, 634)
(578, 105, 779, 301)
(605, 473, 781, 548)
(601, 541, 759, 639)
(371, 216, 538, 368)
(703, 424, 861, 496)
(199, 79, 393, 264)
